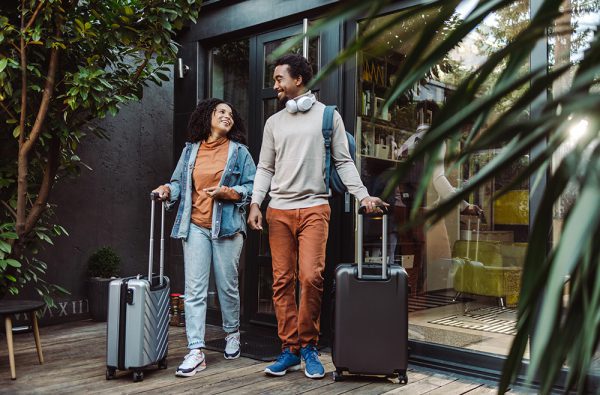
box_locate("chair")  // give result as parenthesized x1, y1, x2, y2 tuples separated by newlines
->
(0, 300, 45, 379)
(451, 240, 526, 307)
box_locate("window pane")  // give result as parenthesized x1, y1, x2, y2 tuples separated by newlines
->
(263, 37, 319, 89)
(208, 39, 250, 312)
(211, 39, 250, 131)
(356, 1, 530, 357)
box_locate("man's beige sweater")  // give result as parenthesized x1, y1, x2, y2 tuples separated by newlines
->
(251, 96, 369, 209)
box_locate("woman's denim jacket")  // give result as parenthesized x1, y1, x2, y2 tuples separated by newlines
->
(166, 140, 256, 240)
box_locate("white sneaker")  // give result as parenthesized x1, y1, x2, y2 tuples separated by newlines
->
(175, 349, 206, 377)
(224, 331, 241, 359)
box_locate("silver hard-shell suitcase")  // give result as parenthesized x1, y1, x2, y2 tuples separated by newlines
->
(106, 193, 170, 382)
(332, 207, 409, 383)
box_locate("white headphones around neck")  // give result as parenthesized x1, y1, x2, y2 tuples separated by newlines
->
(285, 95, 316, 113)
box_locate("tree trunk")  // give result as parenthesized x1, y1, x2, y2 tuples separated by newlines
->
(15, 18, 61, 241)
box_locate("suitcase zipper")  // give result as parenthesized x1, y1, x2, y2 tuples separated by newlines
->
(117, 279, 129, 370)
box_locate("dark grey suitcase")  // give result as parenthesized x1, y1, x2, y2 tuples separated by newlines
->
(332, 207, 409, 383)
(106, 193, 170, 382)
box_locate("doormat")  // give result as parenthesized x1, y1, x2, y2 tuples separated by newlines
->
(428, 306, 517, 335)
(408, 291, 471, 313)
(204, 332, 282, 362)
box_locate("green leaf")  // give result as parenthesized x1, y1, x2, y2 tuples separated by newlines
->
(13, 125, 20, 137)
(0, 240, 11, 254)
(155, 72, 170, 81)
(53, 284, 70, 294)
(1, 232, 18, 239)
(35, 231, 54, 245)
(75, 19, 84, 31)
(5, 259, 21, 268)
(0, 58, 7, 73)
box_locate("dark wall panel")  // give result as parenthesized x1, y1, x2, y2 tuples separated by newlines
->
(30, 76, 175, 325)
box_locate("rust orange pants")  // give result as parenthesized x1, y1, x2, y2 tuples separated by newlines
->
(266, 204, 330, 352)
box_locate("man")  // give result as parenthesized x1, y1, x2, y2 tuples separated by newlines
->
(247, 53, 387, 379)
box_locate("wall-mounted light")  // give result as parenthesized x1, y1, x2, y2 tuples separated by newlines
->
(177, 58, 190, 79)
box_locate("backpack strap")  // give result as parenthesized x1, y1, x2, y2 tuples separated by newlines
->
(322, 105, 336, 193)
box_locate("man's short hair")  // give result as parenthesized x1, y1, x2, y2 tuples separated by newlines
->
(274, 54, 313, 86)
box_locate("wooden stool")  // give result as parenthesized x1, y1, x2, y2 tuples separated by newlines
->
(0, 300, 45, 380)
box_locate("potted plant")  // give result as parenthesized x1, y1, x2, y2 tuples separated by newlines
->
(87, 247, 121, 321)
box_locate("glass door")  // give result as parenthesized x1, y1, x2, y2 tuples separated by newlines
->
(354, 2, 532, 357)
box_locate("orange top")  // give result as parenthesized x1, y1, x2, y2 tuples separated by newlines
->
(191, 138, 240, 228)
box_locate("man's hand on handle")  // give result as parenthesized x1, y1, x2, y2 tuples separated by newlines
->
(152, 185, 171, 201)
(360, 196, 389, 214)
(247, 203, 263, 230)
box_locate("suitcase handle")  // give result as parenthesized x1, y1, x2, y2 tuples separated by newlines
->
(149, 192, 166, 286)
(465, 217, 481, 262)
(358, 205, 389, 216)
(357, 205, 388, 280)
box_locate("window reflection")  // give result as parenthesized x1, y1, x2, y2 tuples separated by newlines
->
(209, 39, 250, 312)
(211, 40, 250, 131)
(263, 37, 319, 89)
(357, 1, 531, 357)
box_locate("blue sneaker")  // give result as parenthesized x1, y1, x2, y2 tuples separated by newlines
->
(300, 345, 325, 379)
(264, 349, 301, 376)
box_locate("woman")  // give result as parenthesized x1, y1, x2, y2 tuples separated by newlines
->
(153, 98, 256, 377)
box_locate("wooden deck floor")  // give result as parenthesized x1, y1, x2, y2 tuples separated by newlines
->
(0, 320, 528, 394)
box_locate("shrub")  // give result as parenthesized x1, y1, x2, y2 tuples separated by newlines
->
(87, 247, 121, 278)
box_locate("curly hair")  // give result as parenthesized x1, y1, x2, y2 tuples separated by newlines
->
(187, 98, 247, 144)
(274, 54, 313, 86)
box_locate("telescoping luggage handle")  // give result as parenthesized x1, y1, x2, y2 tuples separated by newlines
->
(149, 192, 166, 286)
(465, 215, 482, 262)
(357, 205, 389, 280)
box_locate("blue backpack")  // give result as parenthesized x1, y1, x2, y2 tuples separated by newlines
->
(322, 105, 356, 195)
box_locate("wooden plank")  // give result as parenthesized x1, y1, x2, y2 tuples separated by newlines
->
(463, 385, 500, 394)
(302, 368, 431, 395)
(301, 380, 373, 394)
(350, 372, 455, 395)
(216, 360, 337, 395)
(23, 350, 255, 394)
(135, 360, 272, 394)
(422, 379, 484, 394)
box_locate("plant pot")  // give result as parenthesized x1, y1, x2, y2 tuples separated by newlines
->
(87, 277, 114, 321)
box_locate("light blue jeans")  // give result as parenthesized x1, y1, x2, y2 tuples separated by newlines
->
(182, 223, 243, 349)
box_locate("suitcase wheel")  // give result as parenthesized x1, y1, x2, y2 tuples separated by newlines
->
(332, 370, 344, 382)
(133, 370, 144, 382)
(106, 367, 116, 380)
(398, 373, 408, 384)
(158, 357, 168, 370)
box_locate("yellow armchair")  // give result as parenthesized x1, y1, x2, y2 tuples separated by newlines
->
(451, 240, 526, 307)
